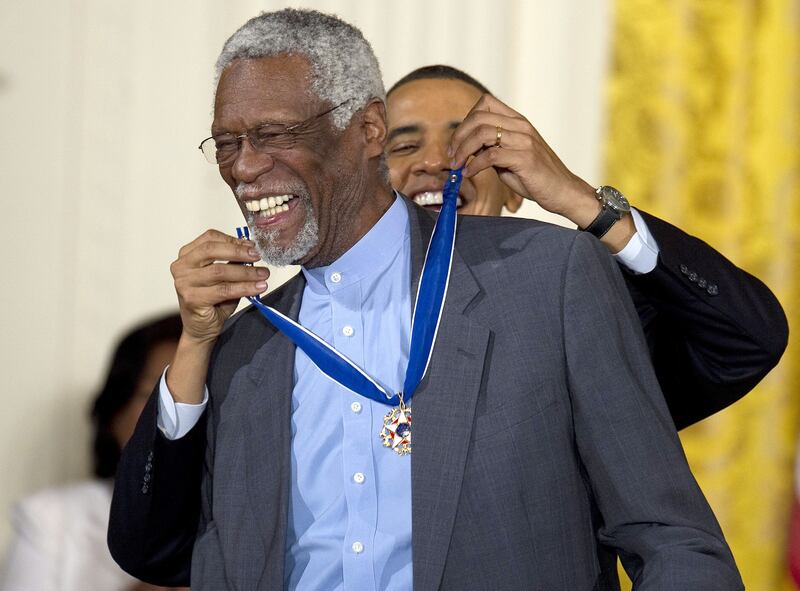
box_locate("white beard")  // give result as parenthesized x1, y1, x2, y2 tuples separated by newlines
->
(246, 195, 319, 266)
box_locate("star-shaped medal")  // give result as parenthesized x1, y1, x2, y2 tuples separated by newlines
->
(380, 402, 412, 455)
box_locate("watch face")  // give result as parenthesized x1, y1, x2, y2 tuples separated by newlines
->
(601, 186, 631, 214)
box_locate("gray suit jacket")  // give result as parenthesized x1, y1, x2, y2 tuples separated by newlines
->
(110, 199, 743, 590)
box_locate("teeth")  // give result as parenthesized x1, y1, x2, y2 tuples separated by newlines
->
(413, 192, 464, 208)
(414, 191, 443, 206)
(247, 194, 296, 216)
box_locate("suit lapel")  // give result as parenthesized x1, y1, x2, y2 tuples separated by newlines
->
(239, 276, 305, 587)
(405, 200, 491, 591)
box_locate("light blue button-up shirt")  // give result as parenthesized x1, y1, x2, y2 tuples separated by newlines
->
(285, 195, 413, 590)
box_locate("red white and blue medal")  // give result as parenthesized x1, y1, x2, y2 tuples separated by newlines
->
(379, 393, 412, 455)
(237, 169, 461, 455)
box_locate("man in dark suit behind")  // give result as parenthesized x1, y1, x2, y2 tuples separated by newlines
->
(384, 65, 788, 430)
(109, 9, 749, 590)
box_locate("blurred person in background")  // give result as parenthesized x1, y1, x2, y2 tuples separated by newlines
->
(385, 65, 788, 430)
(1, 313, 188, 591)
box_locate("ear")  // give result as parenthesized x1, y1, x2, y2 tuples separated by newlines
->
(360, 98, 388, 159)
(504, 191, 523, 213)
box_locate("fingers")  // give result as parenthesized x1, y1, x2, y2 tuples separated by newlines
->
(449, 100, 538, 170)
(179, 279, 267, 310)
(169, 229, 271, 346)
(171, 232, 260, 290)
(447, 95, 589, 218)
(463, 145, 521, 178)
(178, 228, 237, 257)
(464, 93, 521, 119)
(171, 229, 270, 340)
(173, 229, 267, 291)
(176, 229, 260, 271)
(174, 260, 268, 309)
(176, 260, 268, 294)
(450, 114, 527, 166)
(456, 127, 540, 176)
(189, 259, 268, 286)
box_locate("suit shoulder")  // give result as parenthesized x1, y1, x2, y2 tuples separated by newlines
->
(456, 214, 582, 263)
(459, 213, 577, 242)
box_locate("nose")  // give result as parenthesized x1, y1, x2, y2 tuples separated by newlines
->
(411, 138, 449, 176)
(230, 137, 275, 184)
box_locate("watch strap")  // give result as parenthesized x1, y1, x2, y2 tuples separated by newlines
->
(583, 206, 619, 238)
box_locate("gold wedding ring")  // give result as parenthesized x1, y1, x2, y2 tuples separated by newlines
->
(494, 125, 503, 148)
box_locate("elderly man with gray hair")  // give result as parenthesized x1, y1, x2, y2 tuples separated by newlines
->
(108, 9, 743, 591)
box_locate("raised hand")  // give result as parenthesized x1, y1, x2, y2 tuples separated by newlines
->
(166, 229, 267, 403)
(171, 229, 267, 344)
(447, 94, 599, 229)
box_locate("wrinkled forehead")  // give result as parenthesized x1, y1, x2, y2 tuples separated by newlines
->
(213, 55, 320, 130)
(387, 77, 483, 130)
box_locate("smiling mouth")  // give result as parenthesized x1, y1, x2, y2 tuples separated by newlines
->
(412, 191, 463, 209)
(244, 194, 298, 218)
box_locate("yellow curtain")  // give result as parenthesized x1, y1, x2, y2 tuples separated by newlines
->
(604, 0, 800, 589)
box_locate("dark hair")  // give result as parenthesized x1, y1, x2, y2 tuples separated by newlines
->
(90, 312, 182, 478)
(387, 64, 492, 97)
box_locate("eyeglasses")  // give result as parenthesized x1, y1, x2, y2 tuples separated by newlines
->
(198, 100, 349, 165)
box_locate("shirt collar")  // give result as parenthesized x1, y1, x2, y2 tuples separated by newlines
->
(302, 192, 409, 294)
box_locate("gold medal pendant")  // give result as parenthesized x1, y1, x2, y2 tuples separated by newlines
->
(380, 394, 412, 455)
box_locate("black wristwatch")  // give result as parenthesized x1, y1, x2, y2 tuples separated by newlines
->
(581, 186, 631, 238)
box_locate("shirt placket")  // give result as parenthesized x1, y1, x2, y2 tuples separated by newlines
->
(329, 274, 378, 591)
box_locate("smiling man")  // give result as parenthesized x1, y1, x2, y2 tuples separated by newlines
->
(109, 10, 744, 591)
(211, 56, 392, 269)
(386, 65, 788, 430)
(386, 70, 522, 217)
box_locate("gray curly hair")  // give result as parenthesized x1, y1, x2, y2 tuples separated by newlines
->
(215, 9, 385, 130)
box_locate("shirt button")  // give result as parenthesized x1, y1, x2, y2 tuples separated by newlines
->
(350, 401, 362, 413)
(330, 272, 342, 283)
(342, 325, 354, 337)
(353, 472, 365, 484)
(352, 541, 364, 554)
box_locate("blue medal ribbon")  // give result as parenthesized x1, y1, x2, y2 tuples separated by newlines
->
(238, 168, 461, 407)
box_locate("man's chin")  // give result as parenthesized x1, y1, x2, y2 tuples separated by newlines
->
(252, 229, 318, 267)
(253, 240, 301, 267)
(256, 251, 295, 267)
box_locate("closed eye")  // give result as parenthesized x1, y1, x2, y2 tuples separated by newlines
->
(214, 136, 238, 150)
(388, 142, 419, 156)
(253, 127, 294, 144)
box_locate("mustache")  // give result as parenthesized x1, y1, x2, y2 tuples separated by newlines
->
(235, 182, 309, 200)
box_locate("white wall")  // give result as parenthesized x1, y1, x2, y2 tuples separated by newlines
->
(0, 0, 609, 553)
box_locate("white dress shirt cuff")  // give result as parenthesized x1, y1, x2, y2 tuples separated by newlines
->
(157, 367, 209, 440)
(613, 208, 660, 275)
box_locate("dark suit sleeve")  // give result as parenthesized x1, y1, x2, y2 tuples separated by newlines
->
(622, 210, 788, 428)
(107, 384, 206, 586)
(564, 232, 743, 589)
